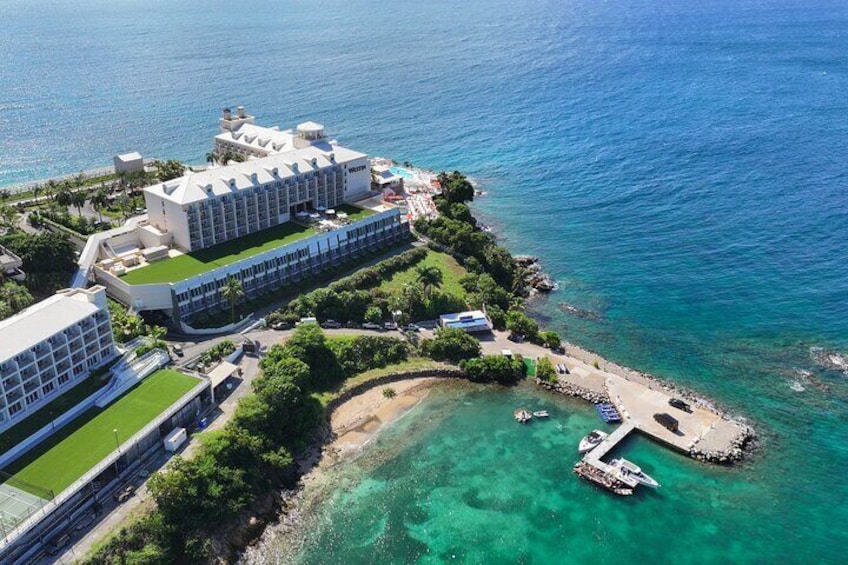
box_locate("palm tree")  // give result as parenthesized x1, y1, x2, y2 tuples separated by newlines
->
(44, 179, 58, 200)
(145, 324, 167, 350)
(205, 151, 219, 165)
(31, 183, 42, 203)
(415, 265, 443, 296)
(91, 188, 109, 223)
(220, 277, 245, 323)
(70, 191, 87, 217)
(54, 185, 73, 209)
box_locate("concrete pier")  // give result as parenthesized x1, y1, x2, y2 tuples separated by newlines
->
(581, 421, 639, 489)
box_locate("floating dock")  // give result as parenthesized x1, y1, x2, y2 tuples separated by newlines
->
(575, 421, 641, 495)
(595, 402, 622, 423)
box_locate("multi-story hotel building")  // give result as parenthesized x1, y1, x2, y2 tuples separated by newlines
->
(0, 286, 117, 432)
(144, 119, 370, 252)
(92, 111, 410, 323)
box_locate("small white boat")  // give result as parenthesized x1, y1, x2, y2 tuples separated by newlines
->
(610, 458, 660, 489)
(533, 410, 550, 418)
(514, 408, 532, 424)
(578, 430, 608, 454)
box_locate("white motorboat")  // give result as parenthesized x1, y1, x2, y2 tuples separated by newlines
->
(514, 408, 532, 423)
(610, 458, 660, 489)
(533, 410, 550, 418)
(578, 430, 608, 454)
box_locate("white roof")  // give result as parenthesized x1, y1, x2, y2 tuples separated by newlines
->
(116, 152, 143, 162)
(146, 142, 367, 206)
(215, 122, 297, 155)
(208, 361, 238, 388)
(0, 290, 102, 362)
(297, 121, 324, 132)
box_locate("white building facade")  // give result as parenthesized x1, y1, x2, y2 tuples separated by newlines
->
(145, 116, 370, 252)
(0, 286, 117, 433)
(95, 208, 409, 320)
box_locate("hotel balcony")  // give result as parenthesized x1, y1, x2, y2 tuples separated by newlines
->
(3, 377, 21, 390)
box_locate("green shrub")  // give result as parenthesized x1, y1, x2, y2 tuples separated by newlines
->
(460, 355, 526, 385)
(536, 357, 557, 383)
(198, 340, 236, 366)
(421, 328, 481, 363)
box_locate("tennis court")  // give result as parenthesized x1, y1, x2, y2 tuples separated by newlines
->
(0, 474, 52, 537)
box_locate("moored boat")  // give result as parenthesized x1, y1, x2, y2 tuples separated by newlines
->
(533, 410, 550, 418)
(610, 458, 660, 488)
(514, 408, 532, 423)
(578, 430, 609, 454)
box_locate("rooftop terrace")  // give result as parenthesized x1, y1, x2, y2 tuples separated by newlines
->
(120, 221, 317, 285)
(3, 369, 199, 497)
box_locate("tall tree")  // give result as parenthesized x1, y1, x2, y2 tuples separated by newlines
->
(54, 186, 73, 209)
(70, 191, 87, 217)
(415, 264, 443, 296)
(0, 281, 34, 318)
(90, 188, 109, 223)
(221, 277, 245, 323)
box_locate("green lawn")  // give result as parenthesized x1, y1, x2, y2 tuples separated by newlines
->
(336, 204, 374, 222)
(0, 370, 113, 457)
(121, 222, 317, 285)
(5, 369, 199, 497)
(379, 250, 468, 298)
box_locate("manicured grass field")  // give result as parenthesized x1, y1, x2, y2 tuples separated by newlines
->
(336, 203, 374, 221)
(0, 372, 112, 457)
(6, 369, 199, 497)
(121, 222, 317, 285)
(379, 250, 468, 298)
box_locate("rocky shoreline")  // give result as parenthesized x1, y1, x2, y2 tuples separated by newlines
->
(514, 255, 557, 294)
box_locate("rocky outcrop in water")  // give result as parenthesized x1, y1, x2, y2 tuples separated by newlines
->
(558, 303, 601, 321)
(810, 347, 848, 374)
(515, 255, 557, 293)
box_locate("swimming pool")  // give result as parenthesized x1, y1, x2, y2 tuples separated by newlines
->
(389, 166, 414, 180)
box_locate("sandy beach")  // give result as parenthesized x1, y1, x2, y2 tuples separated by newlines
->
(312, 377, 442, 472)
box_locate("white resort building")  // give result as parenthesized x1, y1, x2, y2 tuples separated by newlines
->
(0, 286, 117, 433)
(89, 108, 410, 323)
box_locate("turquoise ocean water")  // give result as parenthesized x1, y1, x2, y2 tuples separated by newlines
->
(2, 0, 847, 562)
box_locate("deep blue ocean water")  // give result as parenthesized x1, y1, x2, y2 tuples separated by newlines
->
(2, 0, 848, 562)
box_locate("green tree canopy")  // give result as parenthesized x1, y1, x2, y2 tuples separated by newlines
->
(460, 354, 526, 385)
(421, 327, 481, 363)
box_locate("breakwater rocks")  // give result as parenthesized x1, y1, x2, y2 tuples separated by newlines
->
(535, 378, 610, 404)
(689, 425, 759, 465)
(514, 255, 556, 293)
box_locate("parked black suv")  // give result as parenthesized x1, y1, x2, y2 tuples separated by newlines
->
(668, 398, 692, 412)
